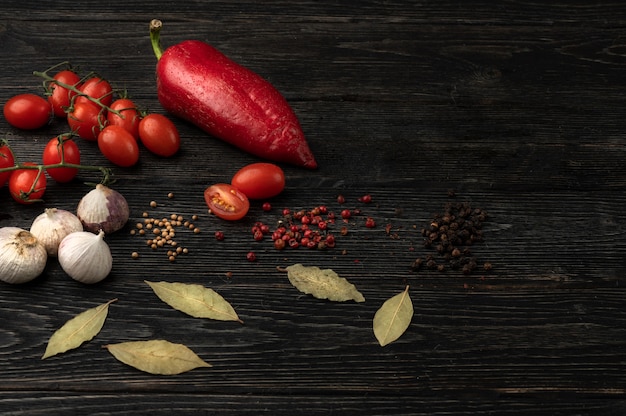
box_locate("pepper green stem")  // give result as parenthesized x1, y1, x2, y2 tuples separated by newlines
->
(150, 19, 164, 60)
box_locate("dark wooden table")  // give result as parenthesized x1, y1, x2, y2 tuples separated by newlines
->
(1, 1, 625, 414)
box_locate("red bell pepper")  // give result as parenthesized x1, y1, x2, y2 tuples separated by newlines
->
(149, 19, 317, 169)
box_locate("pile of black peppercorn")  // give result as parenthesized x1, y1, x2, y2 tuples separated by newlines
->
(411, 201, 491, 275)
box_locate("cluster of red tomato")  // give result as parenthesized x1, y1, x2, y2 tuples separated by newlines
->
(1, 66, 182, 203)
(0, 136, 79, 203)
(5, 68, 181, 165)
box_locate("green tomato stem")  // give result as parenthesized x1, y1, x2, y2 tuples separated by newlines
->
(24, 165, 46, 201)
(0, 156, 114, 186)
(32, 68, 119, 116)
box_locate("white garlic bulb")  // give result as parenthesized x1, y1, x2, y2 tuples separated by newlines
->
(0, 227, 48, 284)
(30, 208, 83, 256)
(77, 184, 129, 234)
(58, 230, 113, 284)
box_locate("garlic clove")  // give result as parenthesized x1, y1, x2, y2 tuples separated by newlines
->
(58, 230, 113, 284)
(30, 208, 83, 257)
(76, 184, 130, 234)
(0, 227, 48, 284)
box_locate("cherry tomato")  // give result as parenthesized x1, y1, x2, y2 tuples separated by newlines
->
(107, 98, 141, 139)
(97, 125, 140, 167)
(42, 136, 81, 183)
(76, 76, 113, 107)
(138, 114, 180, 157)
(0, 142, 16, 188)
(48, 70, 81, 118)
(68, 102, 105, 141)
(204, 183, 250, 221)
(3, 94, 51, 130)
(231, 162, 285, 200)
(8, 162, 47, 204)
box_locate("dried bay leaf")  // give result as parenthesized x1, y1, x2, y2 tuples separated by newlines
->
(373, 286, 413, 346)
(42, 299, 117, 359)
(283, 264, 365, 302)
(145, 280, 243, 323)
(104, 340, 211, 375)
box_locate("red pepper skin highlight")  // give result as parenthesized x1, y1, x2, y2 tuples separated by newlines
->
(150, 20, 317, 169)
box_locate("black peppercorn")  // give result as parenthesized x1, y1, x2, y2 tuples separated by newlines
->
(412, 199, 490, 276)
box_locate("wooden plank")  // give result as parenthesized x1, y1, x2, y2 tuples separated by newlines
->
(1, 0, 626, 414)
(2, 392, 624, 415)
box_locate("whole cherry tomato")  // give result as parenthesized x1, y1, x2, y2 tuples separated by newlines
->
(76, 76, 113, 107)
(42, 136, 81, 183)
(0, 142, 16, 188)
(231, 162, 285, 199)
(138, 113, 180, 157)
(107, 98, 141, 139)
(97, 125, 140, 167)
(8, 162, 47, 204)
(48, 70, 81, 118)
(68, 102, 105, 141)
(3, 94, 51, 130)
(204, 183, 250, 221)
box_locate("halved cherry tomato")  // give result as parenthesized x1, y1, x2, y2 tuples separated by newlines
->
(0, 142, 16, 188)
(42, 136, 81, 183)
(138, 113, 180, 157)
(9, 162, 47, 204)
(107, 98, 141, 139)
(48, 70, 81, 118)
(76, 76, 113, 107)
(97, 125, 140, 167)
(204, 183, 250, 221)
(3, 94, 51, 130)
(68, 101, 105, 141)
(231, 162, 285, 200)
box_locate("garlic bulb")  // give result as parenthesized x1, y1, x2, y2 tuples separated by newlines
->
(30, 208, 83, 256)
(77, 184, 129, 234)
(58, 230, 113, 284)
(0, 227, 48, 284)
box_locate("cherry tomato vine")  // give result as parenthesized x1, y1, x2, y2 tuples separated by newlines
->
(34, 62, 120, 118)
(0, 136, 113, 203)
(1, 61, 182, 204)
(31, 62, 181, 164)
(1, 137, 112, 181)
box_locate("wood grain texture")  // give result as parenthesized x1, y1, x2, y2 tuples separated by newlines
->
(1, 1, 626, 414)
